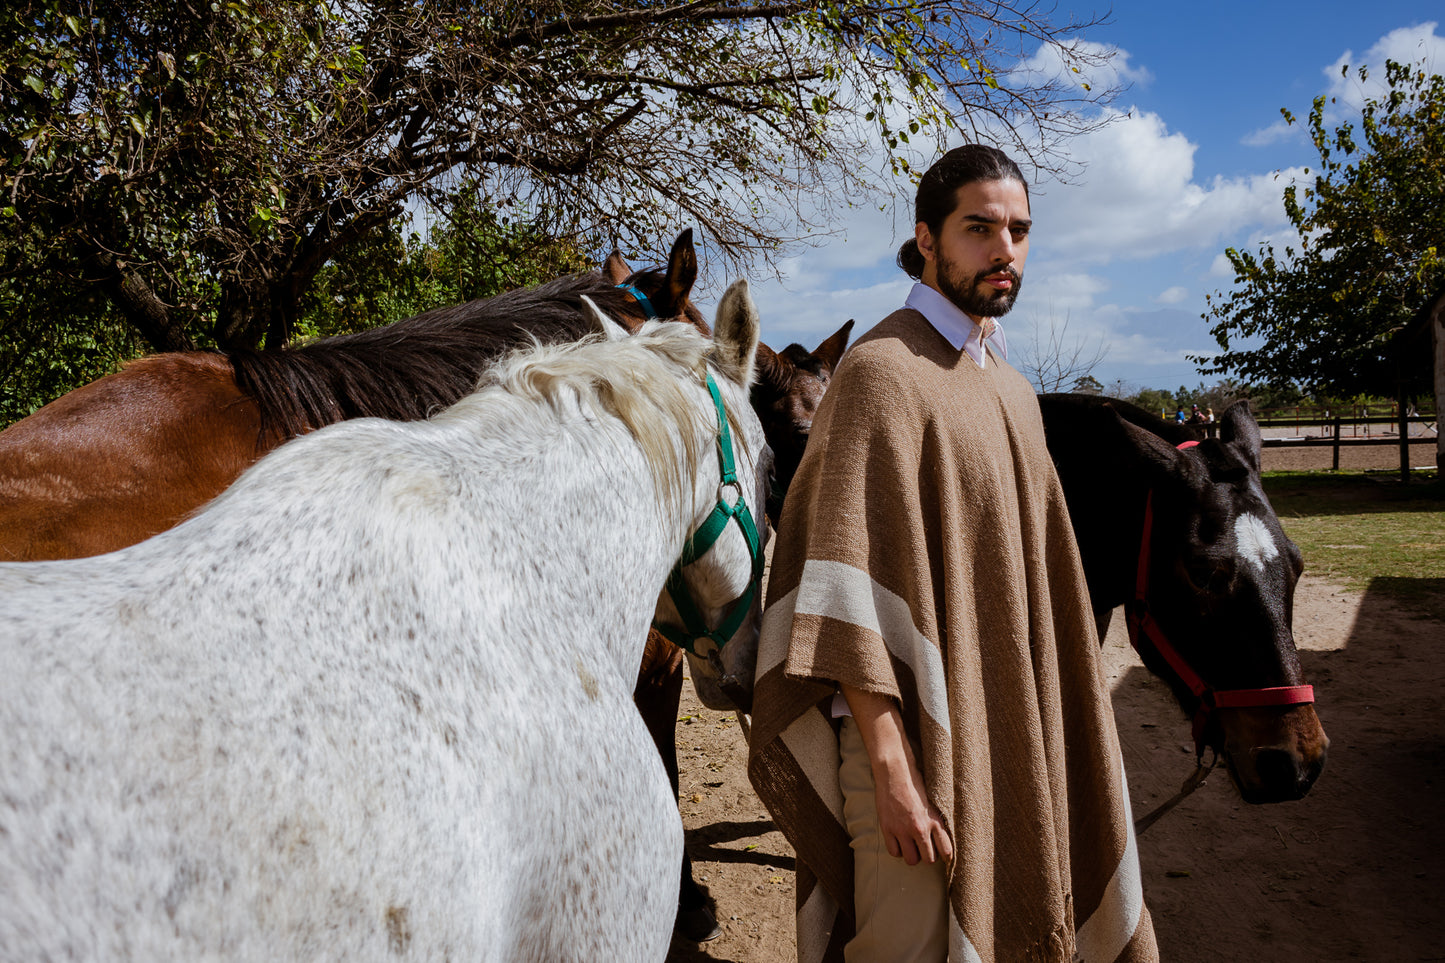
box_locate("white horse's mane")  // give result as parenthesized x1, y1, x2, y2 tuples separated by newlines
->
(442, 319, 733, 507)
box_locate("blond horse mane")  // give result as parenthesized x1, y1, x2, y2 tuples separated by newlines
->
(436, 320, 735, 510)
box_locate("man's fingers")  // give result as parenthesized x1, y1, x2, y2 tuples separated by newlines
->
(917, 831, 936, 865)
(933, 822, 955, 863)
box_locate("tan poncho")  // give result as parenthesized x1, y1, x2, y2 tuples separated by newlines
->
(748, 310, 1157, 963)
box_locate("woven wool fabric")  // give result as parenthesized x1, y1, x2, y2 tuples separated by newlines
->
(748, 309, 1157, 963)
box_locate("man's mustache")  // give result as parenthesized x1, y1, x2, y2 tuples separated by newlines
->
(974, 267, 1022, 286)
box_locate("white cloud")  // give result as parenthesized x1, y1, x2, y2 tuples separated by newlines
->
(1244, 22, 1445, 145)
(1240, 119, 1295, 148)
(1010, 39, 1154, 94)
(1156, 286, 1188, 304)
(1029, 108, 1306, 267)
(1325, 21, 1445, 110)
(1208, 251, 1237, 278)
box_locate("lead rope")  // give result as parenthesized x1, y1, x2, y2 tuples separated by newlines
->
(1134, 751, 1218, 835)
(734, 710, 751, 744)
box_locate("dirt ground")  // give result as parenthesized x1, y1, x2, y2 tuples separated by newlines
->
(665, 449, 1443, 962)
(1257, 435, 1438, 473)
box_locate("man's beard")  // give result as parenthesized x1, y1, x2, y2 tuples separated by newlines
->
(936, 256, 1022, 318)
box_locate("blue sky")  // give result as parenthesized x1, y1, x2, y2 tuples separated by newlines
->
(697, 5, 1444, 395)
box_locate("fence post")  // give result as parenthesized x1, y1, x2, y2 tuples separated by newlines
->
(1398, 395, 1410, 483)
(1332, 416, 1342, 471)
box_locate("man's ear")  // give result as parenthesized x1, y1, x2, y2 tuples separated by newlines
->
(914, 221, 936, 266)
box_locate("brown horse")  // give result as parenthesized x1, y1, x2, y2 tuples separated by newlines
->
(751, 321, 854, 523)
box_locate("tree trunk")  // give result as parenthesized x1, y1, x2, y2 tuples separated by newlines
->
(87, 249, 196, 353)
(1393, 387, 1410, 482)
(1435, 300, 1444, 476)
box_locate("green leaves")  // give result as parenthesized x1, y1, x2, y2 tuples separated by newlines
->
(2, 0, 1125, 400)
(1198, 60, 1445, 397)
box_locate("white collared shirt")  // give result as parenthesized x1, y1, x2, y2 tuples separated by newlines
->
(903, 282, 1008, 369)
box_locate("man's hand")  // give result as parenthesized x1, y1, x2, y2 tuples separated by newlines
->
(841, 685, 955, 867)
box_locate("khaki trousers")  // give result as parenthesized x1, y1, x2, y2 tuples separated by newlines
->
(838, 716, 949, 963)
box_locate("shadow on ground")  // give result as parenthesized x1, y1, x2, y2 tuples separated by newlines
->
(1112, 580, 1444, 961)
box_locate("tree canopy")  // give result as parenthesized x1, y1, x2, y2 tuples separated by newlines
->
(2, 0, 1119, 371)
(1195, 59, 1445, 399)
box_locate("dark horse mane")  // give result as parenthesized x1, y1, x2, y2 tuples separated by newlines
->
(1042, 393, 1204, 448)
(230, 271, 658, 446)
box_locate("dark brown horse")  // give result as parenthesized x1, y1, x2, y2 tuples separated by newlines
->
(1039, 393, 1328, 804)
(752, 321, 854, 523)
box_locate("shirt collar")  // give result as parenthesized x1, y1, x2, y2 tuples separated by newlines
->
(903, 282, 1008, 369)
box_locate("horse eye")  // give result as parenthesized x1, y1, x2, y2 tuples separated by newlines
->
(1183, 557, 1234, 595)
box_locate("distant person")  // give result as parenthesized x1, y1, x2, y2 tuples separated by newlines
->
(1204, 407, 1217, 438)
(1175, 406, 1186, 424)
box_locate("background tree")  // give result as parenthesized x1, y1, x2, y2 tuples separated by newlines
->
(1, 0, 1120, 395)
(1194, 59, 1444, 471)
(1015, 309, 1107, 393)
(0, 182, 587, 424)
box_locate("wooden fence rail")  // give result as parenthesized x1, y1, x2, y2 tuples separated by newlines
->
(1249, 415, 1437, 472)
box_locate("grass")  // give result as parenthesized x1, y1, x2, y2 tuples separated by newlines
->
(1263, 471, 1445, 621)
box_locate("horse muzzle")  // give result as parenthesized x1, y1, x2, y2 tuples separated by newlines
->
(1218, 704, 1329, 804)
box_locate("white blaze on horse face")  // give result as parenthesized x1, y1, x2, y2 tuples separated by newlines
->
(1234, 513, 1280, 573)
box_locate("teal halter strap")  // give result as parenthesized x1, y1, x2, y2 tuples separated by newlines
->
(652, 372, 765, 658)
(616, 282, 658, 320)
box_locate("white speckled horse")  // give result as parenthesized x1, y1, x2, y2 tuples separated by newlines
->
(0, 282, 770, 961)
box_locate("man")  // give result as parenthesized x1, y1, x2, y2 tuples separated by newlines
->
(748, 145, 1157, 962)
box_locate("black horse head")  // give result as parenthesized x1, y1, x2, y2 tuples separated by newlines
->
(1040, 394, 1329, 804)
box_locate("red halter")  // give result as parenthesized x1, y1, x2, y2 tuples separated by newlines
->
(1124, 440, 1315, 759)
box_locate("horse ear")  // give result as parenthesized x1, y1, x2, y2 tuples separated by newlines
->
(602, 251, 631, 285)
(712, 279, 761, 385)
(580, 295, 629, 341)
(1218, 400, 1263, 471)
(812, 319, 854, 372)
(658, 228, 697, 317)
(1103, 405, 1197, 481)
(753, 341, 784, 396)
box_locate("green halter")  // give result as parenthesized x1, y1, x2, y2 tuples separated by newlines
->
(652, 372, 766, 658)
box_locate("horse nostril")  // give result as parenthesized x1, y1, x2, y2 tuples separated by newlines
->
(1252, 748, 1311, 800)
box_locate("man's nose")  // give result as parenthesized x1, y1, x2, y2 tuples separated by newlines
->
(991, 235, 1016, 264)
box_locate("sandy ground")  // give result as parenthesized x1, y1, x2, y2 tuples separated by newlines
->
(664, 434, 1443, 962)
(665, 573, 1444, 962)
